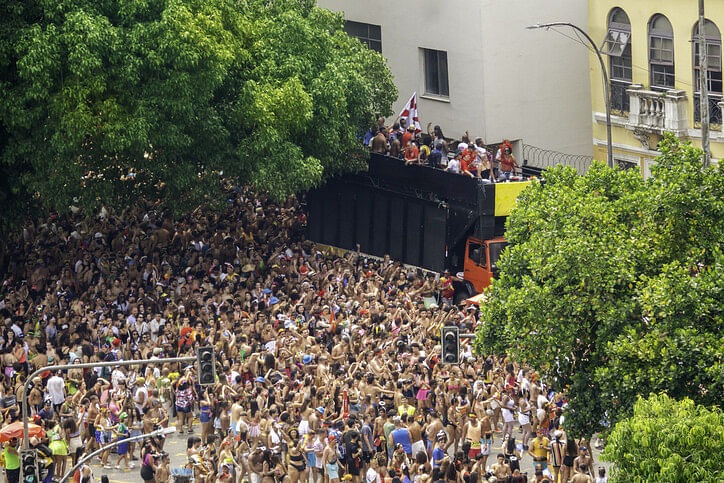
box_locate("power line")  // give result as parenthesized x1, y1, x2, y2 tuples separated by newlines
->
(546, 25, 701, 89)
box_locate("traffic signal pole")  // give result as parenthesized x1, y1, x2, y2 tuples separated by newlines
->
(21, 356, 196, 449)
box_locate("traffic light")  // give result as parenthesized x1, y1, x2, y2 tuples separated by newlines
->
(197, 346, 216, 386)
(440, 326, 460, 364)
(21, 449, 38, 483)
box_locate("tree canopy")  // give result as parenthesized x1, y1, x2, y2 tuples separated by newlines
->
(0, 0, 396, 229)
(601, 393, 724, 482)
(474, 134, 724, 437)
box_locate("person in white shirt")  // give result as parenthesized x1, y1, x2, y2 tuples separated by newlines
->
(365, 456, 381, 483)
(446, 152, 462, 174)
(46, 371, 66, 412)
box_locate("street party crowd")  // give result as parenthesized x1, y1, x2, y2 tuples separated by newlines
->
(0, 184, 605, 483)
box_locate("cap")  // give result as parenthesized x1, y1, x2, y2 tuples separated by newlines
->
(255, 376, 265, 383)
(119, 412, 128, 420)
(302, 355, 313, 364)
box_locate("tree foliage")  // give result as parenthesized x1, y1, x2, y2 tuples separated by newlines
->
(474, 133, 724, 437)
(601, 393, 724, 482)
(0, 0, 396, 229)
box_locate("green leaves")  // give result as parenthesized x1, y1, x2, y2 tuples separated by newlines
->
(601, 394, 724, 482)
(0, 0, 396, 229)
(475, 134, 724, 438)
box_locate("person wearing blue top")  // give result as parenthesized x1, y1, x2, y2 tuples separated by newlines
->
(432, 431, 447, 469)
(390, 416, 412, 456)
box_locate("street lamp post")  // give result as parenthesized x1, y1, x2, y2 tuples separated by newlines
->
(527, 22, 614, 169)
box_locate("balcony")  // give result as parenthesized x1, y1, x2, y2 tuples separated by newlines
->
(626, 84, 688, 136)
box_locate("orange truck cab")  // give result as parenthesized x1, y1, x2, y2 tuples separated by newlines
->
(463, 236, 509, 294)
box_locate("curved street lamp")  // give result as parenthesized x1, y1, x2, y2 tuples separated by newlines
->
(527, 22, 614, 168)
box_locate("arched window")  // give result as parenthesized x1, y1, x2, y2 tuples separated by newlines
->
(649, 15, 675, 89)
(693, 19, 722, 124)
(601, 8, 632, 112)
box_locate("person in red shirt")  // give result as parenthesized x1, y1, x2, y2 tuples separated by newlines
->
(404, 142, 420, 165)
(460, 146, 479, 178)
(401, 126, 414, 148)
(497, 141, 519, 180)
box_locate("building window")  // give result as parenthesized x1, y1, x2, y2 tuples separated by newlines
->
(649, 14, 675, 89)
(344, 21, 381, 53)
(693, 19, 723, 125)
(602, 8, 632, 113)
(423, 48, 449, 97)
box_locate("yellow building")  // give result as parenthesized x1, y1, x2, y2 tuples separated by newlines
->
(589, 0, 723, 175)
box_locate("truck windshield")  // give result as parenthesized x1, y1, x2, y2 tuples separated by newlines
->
(489, 242, 509, 270)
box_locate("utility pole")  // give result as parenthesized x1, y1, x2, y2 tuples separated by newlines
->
(699, 0, 711, 166)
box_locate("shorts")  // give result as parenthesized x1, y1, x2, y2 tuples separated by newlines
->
(200, 412, 211, 424)
(176, 405, 192, 414)
(118, 441, 128, 455)
(130, 429, 143, 438)
(468, 447, 481, 459)
(306, 453, 316, 467)
(481, 436, 492, 455)
(326, 463, 339, 480)
(95, 430, 106, 444)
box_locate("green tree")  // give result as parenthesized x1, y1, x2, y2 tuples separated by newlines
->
(0, 0, 396, 230)
(601, 393, 724, 482)
(474, 133, 724, 437)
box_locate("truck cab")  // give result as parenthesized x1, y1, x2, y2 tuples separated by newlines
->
(463, 236, 509, 293)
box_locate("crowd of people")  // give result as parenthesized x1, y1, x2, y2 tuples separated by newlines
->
(364, 119, 521, 182)
(0, 183, 605, 483)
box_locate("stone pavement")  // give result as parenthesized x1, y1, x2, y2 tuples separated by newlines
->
(71, 422, 611, 482)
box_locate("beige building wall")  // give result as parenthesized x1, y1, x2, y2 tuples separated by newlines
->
(318, 0, 593, 156)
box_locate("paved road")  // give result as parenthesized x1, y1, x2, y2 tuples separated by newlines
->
(76, 421, 610, 482)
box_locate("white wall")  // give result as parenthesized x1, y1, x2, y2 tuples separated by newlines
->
(317, 0, 593, 156)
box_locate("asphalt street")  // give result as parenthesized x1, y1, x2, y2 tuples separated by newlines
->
(76, 421, 610, 483)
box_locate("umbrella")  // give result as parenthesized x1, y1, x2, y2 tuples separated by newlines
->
(0, 422, 45, 442)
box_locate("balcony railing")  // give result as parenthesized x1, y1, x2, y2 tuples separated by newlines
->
(626, 85, 688, 136)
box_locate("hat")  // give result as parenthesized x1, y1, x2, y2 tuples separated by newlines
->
(153, 347, 163, 355)
(255, 376, 265, 383)
(316, 407, 325, 415)
(302, 355, 313, 364)
(262, 288, 272, 294)
(554, 430, 563, 439)
(119, 412, 128, 420)
(269, 297, 279, 305)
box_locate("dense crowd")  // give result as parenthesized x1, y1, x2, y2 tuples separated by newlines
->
(0, 184, 604, 483)
(364, 119, 521, 182)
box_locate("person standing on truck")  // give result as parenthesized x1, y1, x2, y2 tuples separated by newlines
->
(497, 140, 519, 181)
(460, 146, 479, 178)
(371, 127, 388, 154)
(474, 139, 493, 181)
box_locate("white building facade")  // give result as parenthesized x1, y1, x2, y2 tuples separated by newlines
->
(318, 0, 594, 157)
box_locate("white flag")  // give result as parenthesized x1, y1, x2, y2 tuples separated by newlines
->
(398, 92, 422, 133)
